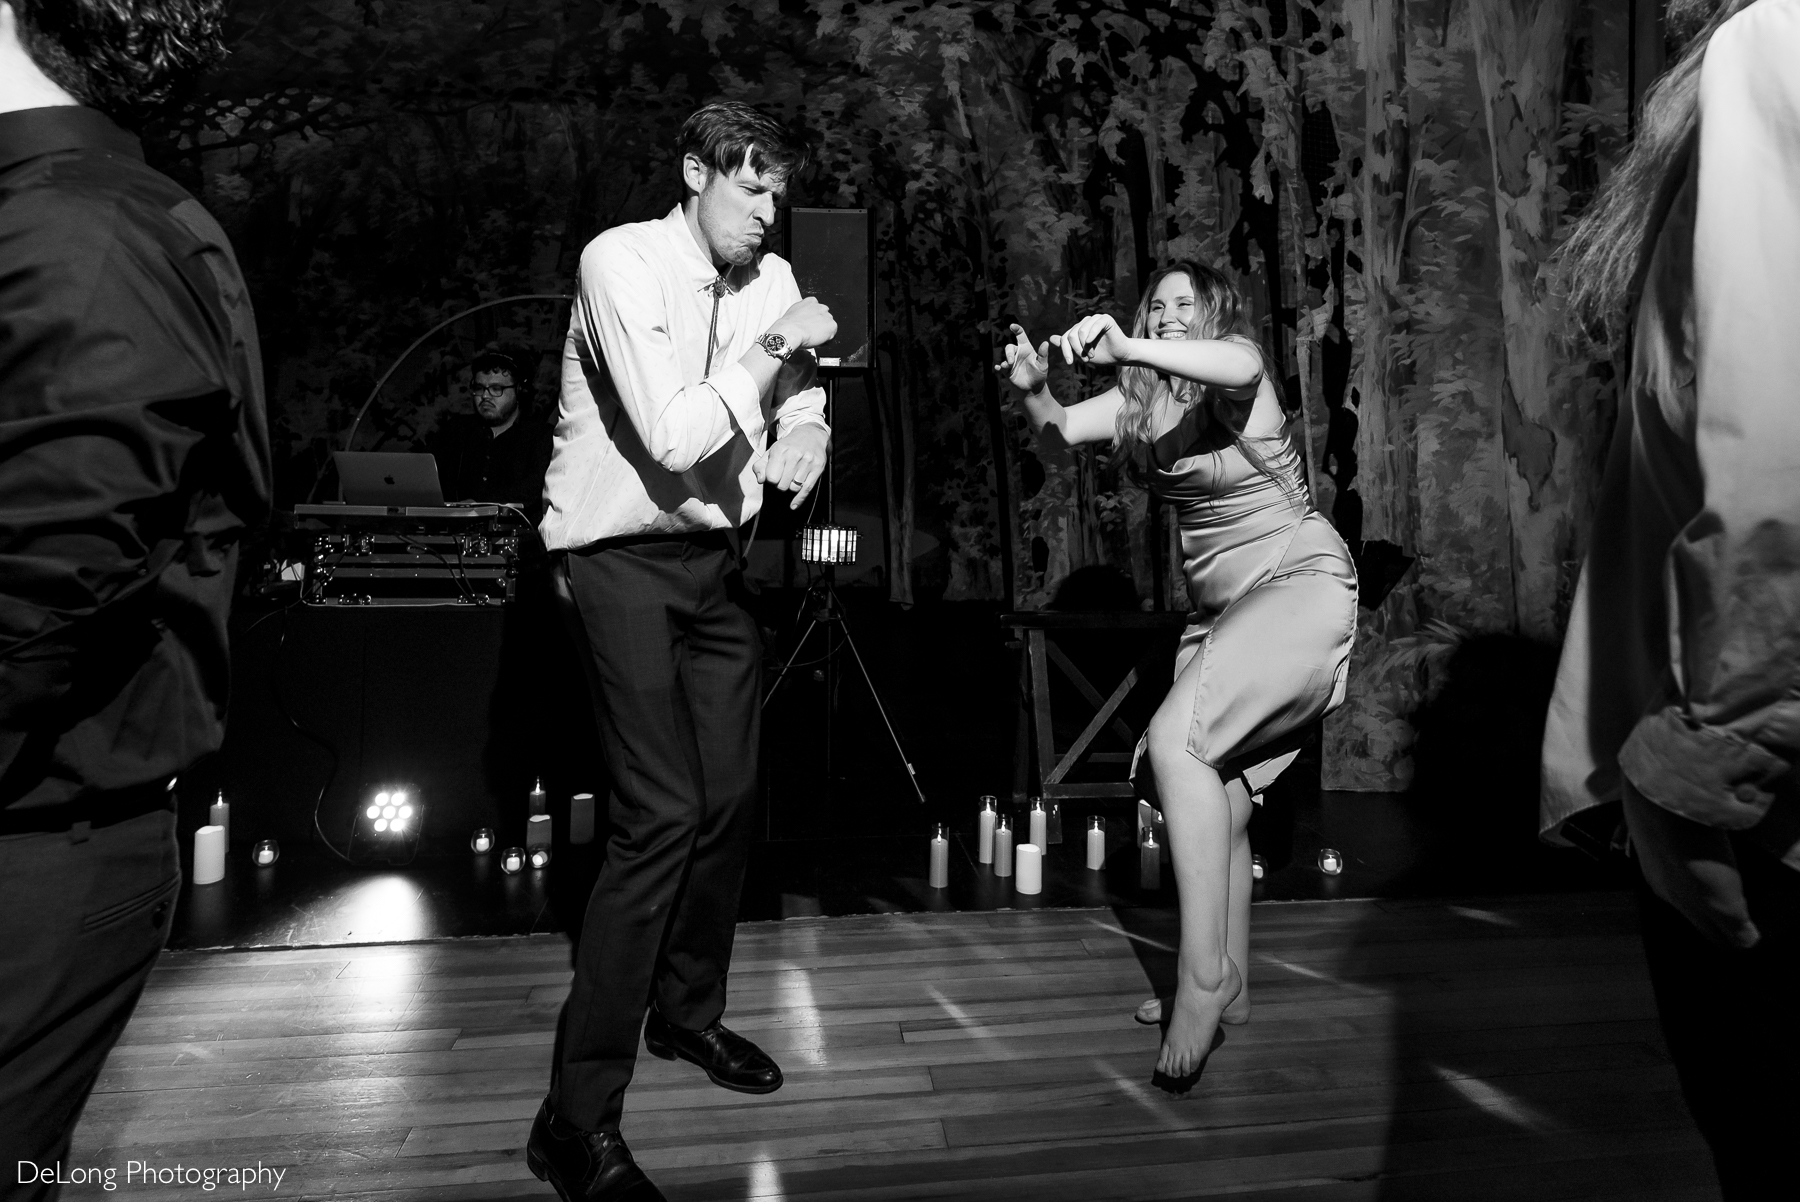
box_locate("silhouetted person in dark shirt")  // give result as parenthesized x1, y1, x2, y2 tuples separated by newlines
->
(431, 350, 552, 520)
(0, 2, 268, 1193)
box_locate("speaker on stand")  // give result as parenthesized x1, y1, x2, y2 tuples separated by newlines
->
(768, 209, 924, 823)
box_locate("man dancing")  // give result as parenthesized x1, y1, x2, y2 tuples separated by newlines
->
(526, 101, 835, 1202)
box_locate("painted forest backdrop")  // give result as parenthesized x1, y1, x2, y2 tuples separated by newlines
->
(149, 0, 1635, 788)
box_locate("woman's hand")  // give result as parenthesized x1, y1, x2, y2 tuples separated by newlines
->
(994, 323, 1051, 393)
(1052, 313, 1134, 367)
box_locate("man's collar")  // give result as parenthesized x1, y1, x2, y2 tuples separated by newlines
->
(0, 106, 143, 174)
(658, 204, 759, 294)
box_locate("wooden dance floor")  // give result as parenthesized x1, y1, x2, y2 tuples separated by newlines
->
(72, 893, 1719, 1201)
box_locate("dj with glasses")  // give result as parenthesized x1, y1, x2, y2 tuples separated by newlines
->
(429, 349, 553, 519)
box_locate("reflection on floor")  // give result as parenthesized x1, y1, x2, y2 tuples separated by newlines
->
(169, 787, 1627, 951)
(78, 895, 1717, 1202)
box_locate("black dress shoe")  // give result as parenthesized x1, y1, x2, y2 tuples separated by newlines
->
(643, 1008, 783, 1094)
(526, 1100, 665, 1202)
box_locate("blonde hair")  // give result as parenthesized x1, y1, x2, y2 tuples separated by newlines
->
(1562, 0, 1759, 341)
(1113, 262, 1299, 496)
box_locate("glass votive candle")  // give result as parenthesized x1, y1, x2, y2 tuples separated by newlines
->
(471, 827, 496, 854)
(528, 846, 552, 869)
(1251, 853, 1266, 881)
(500, 847, 526, 874)
(1318, 847, 1344, 875)
(251, 839, 280, 867)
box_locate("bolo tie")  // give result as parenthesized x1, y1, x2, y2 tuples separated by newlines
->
(704, 273, 731, 375)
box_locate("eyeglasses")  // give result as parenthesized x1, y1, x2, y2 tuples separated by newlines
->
(471, 384, 515, 397)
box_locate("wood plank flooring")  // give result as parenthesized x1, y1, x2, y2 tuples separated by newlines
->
(68, 893, 1719, 1201)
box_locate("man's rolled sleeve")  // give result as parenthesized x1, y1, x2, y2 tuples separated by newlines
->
(582, 236, 752, 474)
(1620, 0, 1800, 854)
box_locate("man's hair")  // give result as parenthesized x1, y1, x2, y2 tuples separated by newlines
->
(470, 350, 521, 382)
(11, 0, 228, 115)
(1561, 0, 1758, 341)
(677, 101, 809, 193)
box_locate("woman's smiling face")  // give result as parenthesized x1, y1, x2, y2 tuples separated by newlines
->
(1147, 271, 1198, 340)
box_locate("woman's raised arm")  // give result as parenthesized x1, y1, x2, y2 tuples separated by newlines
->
(996, 323, 1123, 450)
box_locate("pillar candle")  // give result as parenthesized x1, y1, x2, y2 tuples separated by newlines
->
(193, 823, 226, 886)
(928, 823, 949, 889)
(994, 816, 1014, 877)
(1015, 843, 1042, 894)
(1139, 827, 1161, 891)
(528, 777, 547, 817)
(1085, 816, 1106, 870)
(569, 793, 595, 845)
(1028, 799, 1047, 850)
(209, 793, 230, 844)
(526, 813, 552, 850)
(977, 796, 997, 864)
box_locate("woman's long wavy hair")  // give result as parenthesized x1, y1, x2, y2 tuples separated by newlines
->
(1562, 0, 1758, 341)
(1114, 261, 1301, 498)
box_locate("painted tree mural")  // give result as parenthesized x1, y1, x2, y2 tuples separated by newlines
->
(154, 0, 1630, 788)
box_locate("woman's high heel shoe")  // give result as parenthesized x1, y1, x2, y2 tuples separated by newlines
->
(1150, 1025, 1226, 1095)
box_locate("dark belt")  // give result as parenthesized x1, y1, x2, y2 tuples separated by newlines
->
(571, 528, 742, 557)
(0, 779, 177, 836)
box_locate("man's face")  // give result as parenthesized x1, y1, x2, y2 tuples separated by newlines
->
(690, 153, 786, 268)
(472, 370, 518, 426)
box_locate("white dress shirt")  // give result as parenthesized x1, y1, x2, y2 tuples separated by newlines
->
(540, 205, 828, 551)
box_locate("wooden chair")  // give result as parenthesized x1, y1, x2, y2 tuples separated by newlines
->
(1002, 611, 1189, 806)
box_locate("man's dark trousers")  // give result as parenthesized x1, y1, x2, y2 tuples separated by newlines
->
(1637, 840, 1800, 1200)
(0, 803, 180, 1200)
(551, 531, 760, 1132)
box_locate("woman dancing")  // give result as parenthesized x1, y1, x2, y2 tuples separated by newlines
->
(998, 262, 1356, 1090)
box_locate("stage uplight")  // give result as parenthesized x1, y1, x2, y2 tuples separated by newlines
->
(350, 784, 425, 865)
(798, 524, 857, 565)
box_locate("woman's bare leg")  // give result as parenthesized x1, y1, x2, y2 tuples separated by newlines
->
(1147, 660, 1241, 1078)
(1221, 779, 1254, 1023)
(1139, 780, 1252, 1028)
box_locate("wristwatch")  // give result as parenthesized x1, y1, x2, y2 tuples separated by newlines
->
(755, 332, 796, 362)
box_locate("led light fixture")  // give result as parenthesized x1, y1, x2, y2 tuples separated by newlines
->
(349, 785, 425, 865)
(798, 524, 857, 565)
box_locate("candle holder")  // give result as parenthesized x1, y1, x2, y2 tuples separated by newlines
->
(471, 827, 495, 854)
(528, 846, 552, 870)
(1251, 853, 1266, 881)
(1085, 816, 1106, 871)
(1139, 826, 1161, 892)
(500, 847, 526, 874)
(1046, 802, 1062, 845)
(251, 839, 280, 867)
(569, 793, 596, 845)
(1015, 843, 1043, 895)
(1317, 847, 1344, 876)
(977, 796, 997, 865)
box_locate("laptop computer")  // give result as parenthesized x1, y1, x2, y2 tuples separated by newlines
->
(333, 451, 446, 508)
